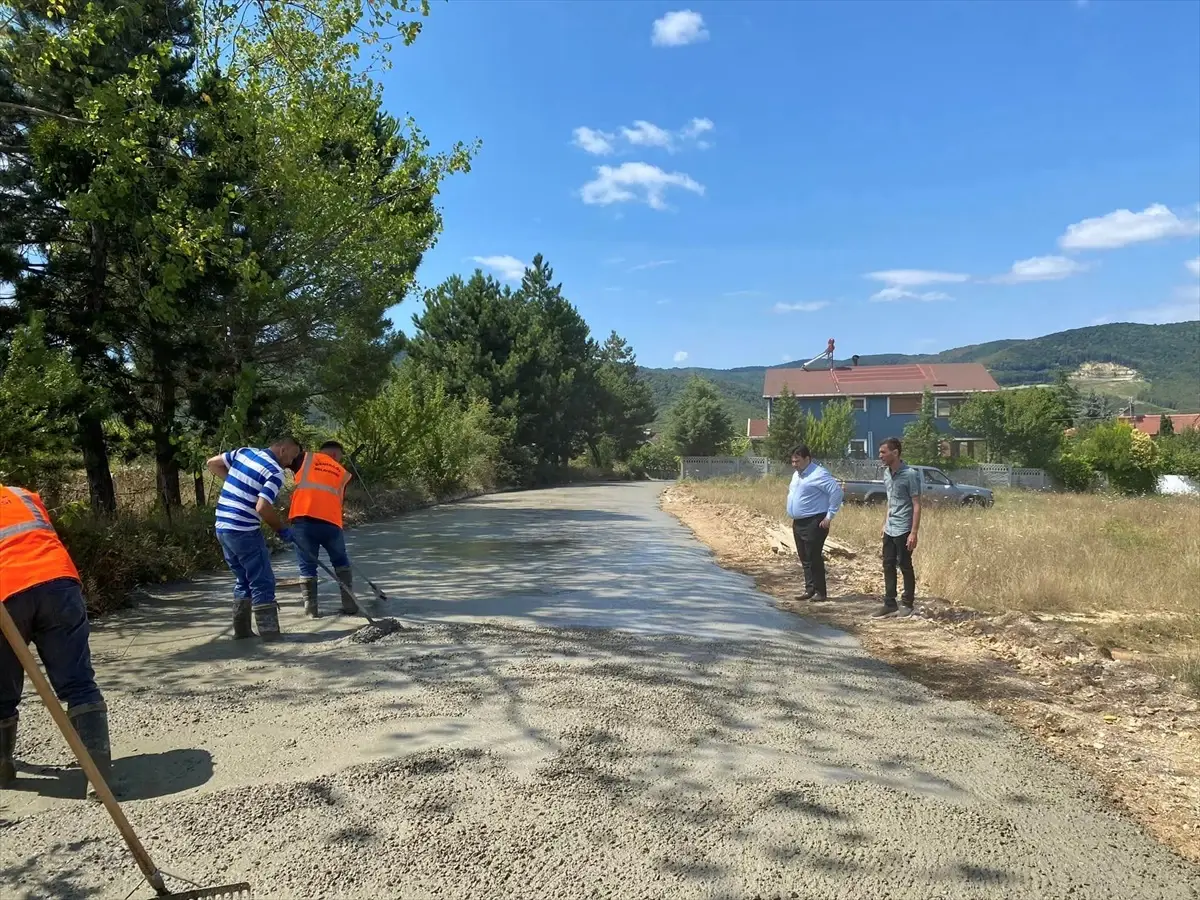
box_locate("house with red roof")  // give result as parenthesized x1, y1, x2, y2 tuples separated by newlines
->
(762, 362, 1001, 459)
(1119, 413, 1200, 436)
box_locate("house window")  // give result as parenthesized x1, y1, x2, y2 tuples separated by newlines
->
(848, 439, 868, 459)
(850, 397, 866, 412)
(888, 395, 921, 415)
(935, 396, 966, 418)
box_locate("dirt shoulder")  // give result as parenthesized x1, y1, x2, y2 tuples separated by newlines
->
(660, 483, 1200, 865)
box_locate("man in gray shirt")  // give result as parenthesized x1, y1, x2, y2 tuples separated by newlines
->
(873, 436, 921, 618)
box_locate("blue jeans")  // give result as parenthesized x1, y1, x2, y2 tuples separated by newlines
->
(216, 528, 276, 608)
(292, 517, 350, 578)
(0, 578, 104, 720)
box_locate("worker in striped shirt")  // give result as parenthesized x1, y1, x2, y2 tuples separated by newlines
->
(206, 436, 301, 641)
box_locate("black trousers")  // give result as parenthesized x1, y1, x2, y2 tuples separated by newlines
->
(792, 515, 829, 597)
(882, 533, 916, 605)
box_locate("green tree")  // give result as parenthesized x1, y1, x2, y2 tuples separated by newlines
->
(903, 389, 943, 465)
(1051, 369, 1082, 428)
(806, 398, 855, 459)
(665, 377, 734, 457)
(1074, 420, 1159, 495)
(950, 393, 1007, 462)
(589, 331, 656, 466)
(952, 387, 1068, 468)
(1160, 414, 1175, 437)
(763, 386, 805, 463)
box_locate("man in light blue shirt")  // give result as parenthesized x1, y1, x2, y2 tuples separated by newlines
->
(785, 444, 844, 602)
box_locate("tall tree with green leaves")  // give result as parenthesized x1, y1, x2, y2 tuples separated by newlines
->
(806, 398, 855, 459)
(665, 377, 734, 457)
(903, 389, 943, 465)
(1160, 414, 1175, 437)
(588, 331, 656, 467)
(763, 386, 805, 463)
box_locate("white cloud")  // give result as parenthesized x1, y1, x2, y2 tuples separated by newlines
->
(773, 301, 829, 313)
(652, 10, 708, 47)
(673, 350, 689, 363)
(472, 255, 527, 282)
(1058, 203, 1200, 250)
(865, 269, 965, 302)
(870, 288, 953, 303)
(621, 121, 673, 150)
(994, 255, 1088, 284)
(866, 269, 969, 287)
(629, 259, 676, 271)
(1186, 256, 1200, 277)
(577, 118, 714, 155)
(572, 126, 615, 156)
(580, 162, 704, 211)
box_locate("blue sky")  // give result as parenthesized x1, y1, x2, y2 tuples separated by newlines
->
(377, 0, 1200, 369)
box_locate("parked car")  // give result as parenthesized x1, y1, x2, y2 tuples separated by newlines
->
(838, 465, 994, 507)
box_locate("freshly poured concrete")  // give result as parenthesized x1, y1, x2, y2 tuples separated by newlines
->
(0, 483, 1196, 899)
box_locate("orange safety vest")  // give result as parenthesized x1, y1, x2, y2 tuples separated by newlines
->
(287, 452, 352, 528)
(0, 485, 81, 603)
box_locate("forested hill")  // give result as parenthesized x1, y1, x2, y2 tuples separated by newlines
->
(638, 321, 1200, 427)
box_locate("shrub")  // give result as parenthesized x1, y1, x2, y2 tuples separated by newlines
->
(1050, 452, 1096, 492)
(628, 441, 679, 479)
(1074, 420, 1159, 495)
(59, 506, 226, 616)
(339, 361, 503, 498)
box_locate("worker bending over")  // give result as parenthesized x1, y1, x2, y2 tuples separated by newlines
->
(288, 441, 356, 617)
(0, 483, 110, 790)
(207, 436, 301, 641)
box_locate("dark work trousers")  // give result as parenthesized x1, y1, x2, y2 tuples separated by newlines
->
(882, 533, 916, 605)
(792, 514, 829, 597)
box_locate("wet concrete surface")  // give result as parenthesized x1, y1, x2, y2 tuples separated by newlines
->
(1, 482, 1197, 899)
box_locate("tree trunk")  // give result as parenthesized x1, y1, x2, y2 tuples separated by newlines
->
(78, 411, 116, 516)
(152, 373, 182, 509)
(194, 474, 206, 507)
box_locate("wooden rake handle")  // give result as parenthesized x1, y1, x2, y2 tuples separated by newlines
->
(0, 600, 170, 896)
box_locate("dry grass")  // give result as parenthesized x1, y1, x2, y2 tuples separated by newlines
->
(685, 476, 1200, 687)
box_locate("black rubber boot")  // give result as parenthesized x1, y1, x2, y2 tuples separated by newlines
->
(0, 715, 17, 788)
(335, 567, 357, 615)
(301, 578, 320, 618)
(68, 702, 111, 799)
(253, 602, 282, 641)
(232, 597, 254, 639)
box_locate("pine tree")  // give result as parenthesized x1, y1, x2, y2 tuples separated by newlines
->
(665, 377, 734, 457)
(902, 389, 943, 465)
(763, 386, 805, 462)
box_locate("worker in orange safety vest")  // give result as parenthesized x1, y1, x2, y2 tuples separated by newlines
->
(0, 483, 110, 791)
(287, 441, 356, 617)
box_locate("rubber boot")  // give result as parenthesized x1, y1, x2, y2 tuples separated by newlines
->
(0, 715, 17, 788)
(68, 702, 111, 800)
(335, 567, 357, 615)
(301, 578, 320, 618)
(232, 597, 254, 639)
(253, 602, 282, 641)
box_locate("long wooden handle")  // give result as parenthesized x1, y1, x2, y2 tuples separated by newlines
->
(0, 600, 169, 896)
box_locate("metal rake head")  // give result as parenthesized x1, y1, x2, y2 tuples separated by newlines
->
(150, 882, 252, 900)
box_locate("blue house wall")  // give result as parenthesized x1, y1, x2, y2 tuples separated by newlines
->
(768, 395, 979, 457)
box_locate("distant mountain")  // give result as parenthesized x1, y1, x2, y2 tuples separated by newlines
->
(639, 322, 1200, 428)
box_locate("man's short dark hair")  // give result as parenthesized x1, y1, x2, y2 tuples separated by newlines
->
(790, 444, 812, 459)
(320, 440, 344, 453)
(880, 437, 902, 454)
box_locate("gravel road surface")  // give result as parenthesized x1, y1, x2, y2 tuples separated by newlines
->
(1, 483, 1196, 899)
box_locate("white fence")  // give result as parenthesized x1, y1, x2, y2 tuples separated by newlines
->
(679, 456, 1053, 491)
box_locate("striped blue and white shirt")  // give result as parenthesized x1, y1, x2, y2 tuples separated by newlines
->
(214, 447, 285, 532)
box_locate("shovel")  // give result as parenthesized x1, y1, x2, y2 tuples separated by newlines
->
(0, 601, 251, 899)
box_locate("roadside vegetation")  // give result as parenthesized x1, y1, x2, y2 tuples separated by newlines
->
(682, 476, 1200, 691)
(0, 1, 659, 614)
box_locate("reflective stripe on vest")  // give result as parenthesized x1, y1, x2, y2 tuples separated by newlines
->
(0, 488, 55, 541)
(296, 453, 346, 497)
(288, 452, 350, 526)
